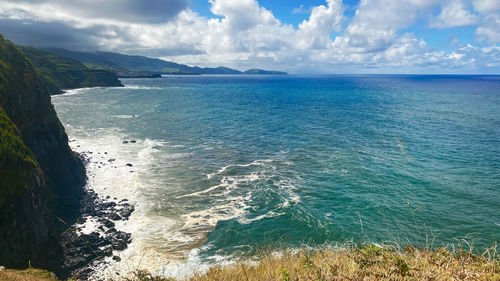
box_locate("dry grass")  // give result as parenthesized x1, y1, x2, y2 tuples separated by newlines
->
(0, 268, 58, 281)
(130, 243, 500, 281)
(185, 245, 499, 281)
(2, 244, 499, 281)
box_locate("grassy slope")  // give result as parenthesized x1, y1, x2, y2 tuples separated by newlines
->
(21, 46, 122, 93)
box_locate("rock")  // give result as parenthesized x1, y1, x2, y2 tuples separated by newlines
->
(108, 158, 115, 162)
(102, 201, 117, 208)
(102, 219, 115, 228)
(102, 246, 113, 257)
(105, 227, 117, 235)
(112, 256, 121, 262)
(0, 266, 5, 271)
(119, 206, 134, 219)
(110, 213, 122, 221)
(112, 242, 126, 251)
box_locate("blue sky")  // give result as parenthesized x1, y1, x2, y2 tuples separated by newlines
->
(0, 0, 499, 73)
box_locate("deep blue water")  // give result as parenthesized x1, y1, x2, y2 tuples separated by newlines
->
(52, 75, 500, 273)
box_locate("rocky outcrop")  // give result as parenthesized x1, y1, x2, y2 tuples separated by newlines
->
(0, 34, 86, 269)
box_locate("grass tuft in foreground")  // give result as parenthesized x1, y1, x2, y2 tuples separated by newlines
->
(129, 244, 499, 281)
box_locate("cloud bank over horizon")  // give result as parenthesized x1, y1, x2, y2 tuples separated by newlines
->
(0, 0, 499, 73)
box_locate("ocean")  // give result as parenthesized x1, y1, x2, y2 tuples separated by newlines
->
(51, 75, 500, 278)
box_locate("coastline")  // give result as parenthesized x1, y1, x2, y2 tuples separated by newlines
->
(54, 151, 134, 279)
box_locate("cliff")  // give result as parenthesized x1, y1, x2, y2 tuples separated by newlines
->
(0, 107, 56, 267)
(0, 34, 86, 268)
(21, 46, 123, 94)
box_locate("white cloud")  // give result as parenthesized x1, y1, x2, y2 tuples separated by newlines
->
(430, 0, 478, 28)
(472, 0, 500, 43)
(0, 0, 499, 73)
(292, 5, 310, 15)
(473, 0, 500, 14)
(476, 14, 500, 42)
(296, 0, 344, 49)
(331, 0, 434, 53)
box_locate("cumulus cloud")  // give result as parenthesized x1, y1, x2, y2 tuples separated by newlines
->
(297, 0, 344, 49)
(0, 0, 498, 73)
(430, 0, 478, 28)
(329, 0, 435, 54)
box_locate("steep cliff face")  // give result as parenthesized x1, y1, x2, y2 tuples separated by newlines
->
(0, 107, 56, 267)
(0, 34, 86, 267)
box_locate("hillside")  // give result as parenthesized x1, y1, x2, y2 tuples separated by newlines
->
(243, 68, 287, 75)
(0, 34, 86, 270)
(21, 46, 122, 94)
(42, 48, 287, 75)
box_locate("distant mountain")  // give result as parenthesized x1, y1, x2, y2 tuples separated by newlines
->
(21, 46, 122, 94)
(243, 69, 287, 75)
(42, 48, 287, 75)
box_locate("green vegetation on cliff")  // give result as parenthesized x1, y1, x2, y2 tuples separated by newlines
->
(0, 107, 39, 206)
(21, 46, 122, 94)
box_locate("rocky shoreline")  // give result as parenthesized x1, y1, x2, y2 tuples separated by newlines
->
(56, 152, 135, 280)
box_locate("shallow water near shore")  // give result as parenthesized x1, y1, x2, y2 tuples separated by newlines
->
(51, 75, 500, 278)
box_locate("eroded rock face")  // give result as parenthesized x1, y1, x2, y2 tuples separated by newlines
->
(0, 34, 86, 270)
(0, 171, 56, 267)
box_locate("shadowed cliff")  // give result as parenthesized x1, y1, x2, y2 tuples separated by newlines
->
(0, 34, 86, 269)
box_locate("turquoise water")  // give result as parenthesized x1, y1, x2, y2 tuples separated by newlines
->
(52, 75, 500, 276)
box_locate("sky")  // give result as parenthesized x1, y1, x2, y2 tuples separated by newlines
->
(0, 0, 499, 74)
